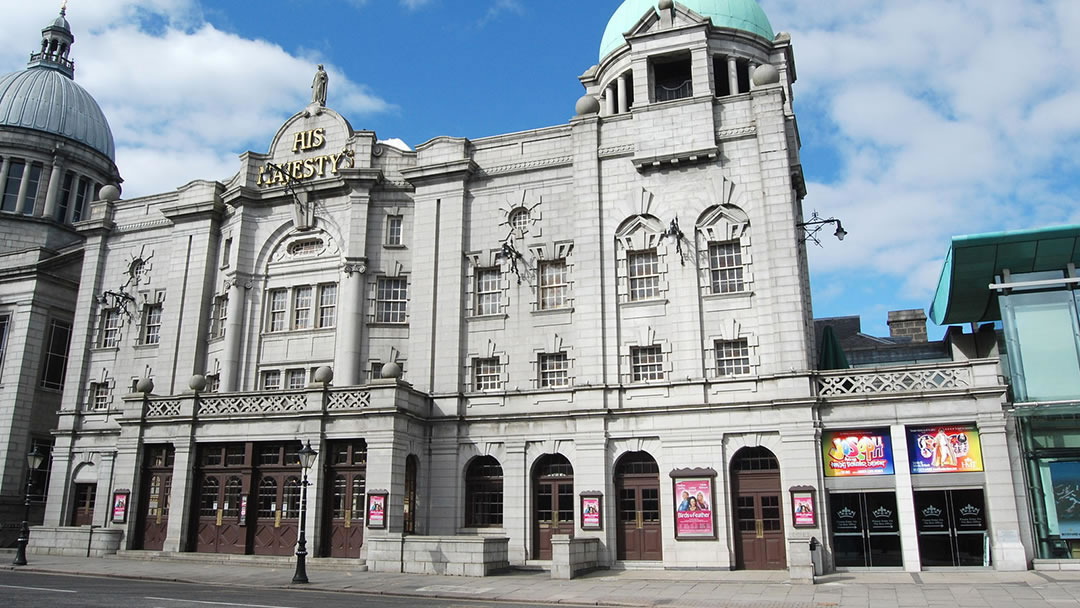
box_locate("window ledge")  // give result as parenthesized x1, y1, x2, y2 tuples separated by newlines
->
(91, 346, 120, 353)
(532, 306, 574, 316)
(466, 313, 509, 322)
(703, 290, 752, 301)
(382, 244, 407, 250)
(367, 321, 409, 328)
(133, 343, 160, 351)
(620, 298, 668, 308)
(261, 327, 337, 337)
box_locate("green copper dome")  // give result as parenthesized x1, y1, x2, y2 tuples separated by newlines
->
(599, 0, 775, 61)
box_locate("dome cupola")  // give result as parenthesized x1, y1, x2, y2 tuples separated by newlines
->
(599, 0, 775, 61)
(0, 4, 116, 160)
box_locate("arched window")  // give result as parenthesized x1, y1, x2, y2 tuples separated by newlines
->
(732, 446, 779, 472)
(465, 456, 503, 528)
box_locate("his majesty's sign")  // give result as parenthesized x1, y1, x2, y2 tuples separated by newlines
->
(257, 127, 354, 187)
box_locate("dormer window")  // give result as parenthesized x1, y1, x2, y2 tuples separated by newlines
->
(652, 53, 693, 102)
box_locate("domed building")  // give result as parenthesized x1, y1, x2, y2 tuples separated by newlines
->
(0, 6, 120, 544)
(29, 1, 1027, 577)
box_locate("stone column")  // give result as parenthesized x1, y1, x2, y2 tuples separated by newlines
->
(504, 440, 528, 564)
(979, 419, 1028, 570)
(617, 74, 629, 114)
(0, 157, 11, 206)
(727, 56, 740, 97)
(891, 422, 921, 572)
(64, 173, 80, 224)
(220, 280, 247, 392)
(15, 162, 32, 214)
(605, 84, 617, 116)
(42, 160, 64, 219)
(334, 263, 366, 386)
(95, 452, 118, 527)
(165, 436, 196, 552)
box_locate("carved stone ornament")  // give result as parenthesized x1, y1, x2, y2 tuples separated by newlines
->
(312, 64, 328, 107)
(344, 262, 367, 276)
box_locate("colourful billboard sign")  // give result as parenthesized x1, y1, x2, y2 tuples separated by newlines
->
(907, 424, 984, 474)
(1049, 461, 1080, 539)
(822, 429, 895, 477)
(674, 478, 714, 538)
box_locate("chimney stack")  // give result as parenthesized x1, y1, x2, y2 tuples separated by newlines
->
(887, 309, 928, 343)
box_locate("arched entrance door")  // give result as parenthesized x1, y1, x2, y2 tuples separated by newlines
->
(731, 446, 786, 570)
(615, 451, 662, 561)
(532, 454, 574, 560)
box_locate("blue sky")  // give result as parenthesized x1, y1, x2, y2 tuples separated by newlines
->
(3, 0, 1078, 339)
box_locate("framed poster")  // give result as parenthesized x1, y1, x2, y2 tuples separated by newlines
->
(112, 490, 130, 524)
(907, 424, 984, 474)
(1049, 461, 1080, 539)
(580, 491, 603, 530)
(790, 486, 817, 528)
(822, 428, 894, 477)
(670, 468, 717, 540)
(366, 491, 387, 529)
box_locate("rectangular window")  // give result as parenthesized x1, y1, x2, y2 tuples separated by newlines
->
(56, 172, 74, 222)
(89, 382, 110, 411)
(221, 237, 232, 268)
(205, 374, 220, 393)
(475, 268, 501, 316)
(375, 277, 408, 323)
(286, 369, 306, 389)
(631, 345, 664, 382)
(539, 352, 569, 388)
(40, 320, 71, 390)
(22, 164, 43, 214)
(100, 309, 121, 348)
(370, 362, 384, 382)
(1, 159, 25, 212)
(293, 286, 313, 329)
(539, 259, 568, 310)
(473, 357, 502, 392)
(142, 303, 162, 345)
(72, 177, 89, 223)
(628, 249, 660, 301)
(268, 289, 287, 332)
(709, 240, 744, 294)
(212, 294, 228, 338)
(386, 215, 403, 246)
(262, 370, 282, 391)
(318, 283, 337, 328)
(0, 313, 8, 382)
(715, 339, 751, 377)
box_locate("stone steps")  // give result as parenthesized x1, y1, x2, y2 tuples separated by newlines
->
(113, 550, 368, 572)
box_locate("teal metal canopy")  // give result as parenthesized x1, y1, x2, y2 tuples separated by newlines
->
(599, 0, 775, 61)
(929, 225, 1080, 326)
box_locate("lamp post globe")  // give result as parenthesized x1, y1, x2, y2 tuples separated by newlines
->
(13, 446, 46, 566)
(292, 441, 318, 584)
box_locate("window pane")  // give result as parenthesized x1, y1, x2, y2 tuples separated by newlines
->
(475, 268, 501, 316)
(473, 357, 502, 391)
(387, 215, 403, 245)
(41, 320, 72, 389)
(100, 309, 121, 348)
(539, 352, 569, 388)
(143, 304, 162, 345)
(709, 240, 744, 294)
(539, 260, 568, 310)
(293, 286, 313, 329)
(319, 284, 337, 328)
(269, 290, 287, 332)
(631, 345, 664, 382)
(628, 249, 660, 301)
(376, 278, 408, 323)
(715, 339, 750, 376)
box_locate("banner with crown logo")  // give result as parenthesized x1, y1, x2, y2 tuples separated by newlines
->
(906, 424, 984, 474)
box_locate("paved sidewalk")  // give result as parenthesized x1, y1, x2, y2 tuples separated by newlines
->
(3, 552, 1080, 607)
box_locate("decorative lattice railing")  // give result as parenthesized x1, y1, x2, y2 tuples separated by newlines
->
(326, 390, 371, 411)
(145, 400, 182, 418)
(197, 393, 307, 416)
(817, 366, 973, 397)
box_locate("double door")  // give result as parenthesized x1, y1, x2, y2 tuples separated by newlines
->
(829, 492, 902, 568)
(252, 472, 301, 556)
(733, 473, 786, 570)
(616, 477, 662, 561)
(194, 473, 247, 554)
(71, 483, 96, 526)
(323, 440, 368, 558)
(136, 446, 174, 551)
(534, 480, 574, 560)
(915, 489, 989, 567)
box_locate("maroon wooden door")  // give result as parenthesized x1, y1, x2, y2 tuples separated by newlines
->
(323, 440, 366, 558)
(532, 454, 574, 560)
(136, 445, 174, 550)
(615, 452, 662, 561)
(194, 473, 248, 554)
(732, 448, 786, 570)
(71, 483, 96, 526)
(252, 473, 300, 556)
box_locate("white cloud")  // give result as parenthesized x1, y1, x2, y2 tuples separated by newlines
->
(0, 1, 391, 198)
(760, 0, 1080, 320)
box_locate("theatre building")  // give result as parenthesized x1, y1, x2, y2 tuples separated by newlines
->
(27, 0, 1030, 575)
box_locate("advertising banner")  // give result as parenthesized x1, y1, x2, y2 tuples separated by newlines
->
(367, 493, 386, 529)
(582, 497, 601, 530)
(907, 424, 984, 474)
(1049, 461, 1080, 539)
(793, 494, 815, 527)
(822, 429, 895, 477)
(674, 478, 714, 538)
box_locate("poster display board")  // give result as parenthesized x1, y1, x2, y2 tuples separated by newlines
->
(580, 492, 602, 530)
(1049, 461, 1080, 539)
(366, 492, 387, 529)
(907, 424, 984, 474)
(790, 486, 817, 528)
(822, 429, 895, 477)
(671, 469, 717, 540)
(112, 490, 130, 524)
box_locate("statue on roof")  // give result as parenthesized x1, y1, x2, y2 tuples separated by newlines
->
(311, 64, 328, 107)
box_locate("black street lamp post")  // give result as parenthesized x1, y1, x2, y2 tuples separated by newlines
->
(13, 446, 46, 566)
(292, 441, 318, 584)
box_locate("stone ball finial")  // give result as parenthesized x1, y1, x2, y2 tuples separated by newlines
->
(189, 374, 207, 392)
(381, 361, 402, 380)
(136, 377, 154, 394)
(658, 0, 674, 9)
(751, 63, 780, 86)
(100, 184, 120, 202)
(314, 366, 334, 385)
(575, 95, 600, 117)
